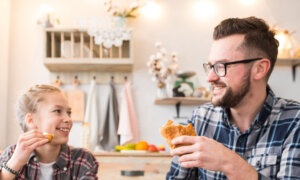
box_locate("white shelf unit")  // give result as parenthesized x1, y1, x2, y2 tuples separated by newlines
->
(44, 28, 133, 72)
(44, 28, 133, 84)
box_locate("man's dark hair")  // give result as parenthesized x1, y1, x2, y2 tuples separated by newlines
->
(213, 16, 279, 80)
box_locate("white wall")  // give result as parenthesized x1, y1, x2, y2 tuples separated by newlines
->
(4, 0, 300, 148)
(0, 0, 11, 149)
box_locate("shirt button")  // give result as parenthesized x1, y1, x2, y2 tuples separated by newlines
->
(33, 157, 38, 162)
(63, 167, 67, 171)
(256, 161, 262, 168)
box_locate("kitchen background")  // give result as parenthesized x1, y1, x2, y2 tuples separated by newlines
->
(1, 0, 300, 151)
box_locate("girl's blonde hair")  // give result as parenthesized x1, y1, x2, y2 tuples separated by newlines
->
(16, 84, 63, 132)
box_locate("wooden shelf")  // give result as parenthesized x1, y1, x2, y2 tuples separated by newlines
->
(276, 58, 300, 65)
(44, 58, 133, 72)
(155, 97, 210, 105)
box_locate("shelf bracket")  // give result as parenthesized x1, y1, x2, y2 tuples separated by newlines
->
(292, 63, 300, 81)
(175, 102, 181, 119)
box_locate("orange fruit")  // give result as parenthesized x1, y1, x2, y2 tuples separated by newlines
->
(135, 141, 149, 151)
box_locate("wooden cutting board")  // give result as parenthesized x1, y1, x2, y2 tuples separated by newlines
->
(67, 84, 85, 122)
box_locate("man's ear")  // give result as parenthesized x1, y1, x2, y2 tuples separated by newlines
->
(25, 113, 36, 129)
(252, 58, 271, 80)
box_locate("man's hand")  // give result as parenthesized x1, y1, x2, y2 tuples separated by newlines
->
(170, 136, 258, 180)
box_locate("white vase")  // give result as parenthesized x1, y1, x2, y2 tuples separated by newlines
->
(166, 82, 174, 97)
(156, 87, 167, 98)
(115, 16, 127, 28)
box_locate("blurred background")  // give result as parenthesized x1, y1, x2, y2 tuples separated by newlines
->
(1, 0, 300, 151)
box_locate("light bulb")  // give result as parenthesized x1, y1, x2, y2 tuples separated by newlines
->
(140, 1, 162, 19)
(194, 0, 216, 18)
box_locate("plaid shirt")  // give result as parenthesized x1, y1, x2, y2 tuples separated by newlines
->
(0, 144, 98, 180)
(167, 87, 300, 180)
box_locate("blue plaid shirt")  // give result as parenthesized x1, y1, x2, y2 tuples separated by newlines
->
(167, 87, 300, 180)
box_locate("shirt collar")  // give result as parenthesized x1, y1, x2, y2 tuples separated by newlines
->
(254, 85, 277, 128)
(27, 144, 70, 170)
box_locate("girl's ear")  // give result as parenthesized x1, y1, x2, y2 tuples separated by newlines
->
(25, 113, 37, 129)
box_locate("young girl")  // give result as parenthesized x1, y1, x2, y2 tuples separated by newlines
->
(0, 84, 98, 179)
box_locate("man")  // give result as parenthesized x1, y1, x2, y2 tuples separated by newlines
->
(167, 17, 300, 179)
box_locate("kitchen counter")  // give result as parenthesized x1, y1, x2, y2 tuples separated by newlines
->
(95, 152, 172, 179)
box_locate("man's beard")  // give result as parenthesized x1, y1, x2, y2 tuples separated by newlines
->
(210, 71, 251, 108)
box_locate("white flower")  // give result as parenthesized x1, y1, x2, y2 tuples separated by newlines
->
(155, 42, 162, 48)
(149, 55, 155, 61)
(156, 52, 162, 59)
(103, 40, 112, 48)
(171, 52, 177, 57)
(114, 39, 123, 47)
(160, 48, 167, 56)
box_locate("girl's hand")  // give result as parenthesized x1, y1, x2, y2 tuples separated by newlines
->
(8, 130, 49, 170)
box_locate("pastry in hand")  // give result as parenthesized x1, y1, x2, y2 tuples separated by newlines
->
(43, 132, 54, 143)
(159, 120, 196, 149)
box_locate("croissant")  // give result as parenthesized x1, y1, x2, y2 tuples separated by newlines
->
(159, 120, 196, 149)
(43, 132, 54, 143)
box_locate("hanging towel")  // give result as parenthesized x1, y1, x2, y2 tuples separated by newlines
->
(98, 80, 119, 151)
(118, 81, 139, 145)
(83, 79, 99, 151)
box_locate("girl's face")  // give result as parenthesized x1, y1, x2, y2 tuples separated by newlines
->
(33, 91, 72, 145)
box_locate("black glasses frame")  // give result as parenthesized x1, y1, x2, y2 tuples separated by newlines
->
(203, 57, 263, 77)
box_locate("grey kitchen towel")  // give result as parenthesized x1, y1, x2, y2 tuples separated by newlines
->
(98, 80, 120, 151)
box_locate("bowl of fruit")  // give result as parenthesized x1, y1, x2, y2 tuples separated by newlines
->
(115, 141, 166, 153)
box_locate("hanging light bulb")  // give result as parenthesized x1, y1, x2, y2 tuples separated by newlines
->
(275, 30, 295, 58)
(194, 0, 216, 18)
(140, 1, 162, 19)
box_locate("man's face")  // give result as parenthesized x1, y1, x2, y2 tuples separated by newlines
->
(206, 34, 252, 108)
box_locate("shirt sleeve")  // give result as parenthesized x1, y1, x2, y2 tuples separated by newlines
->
(76, 151, 99, 180)
(276, 118, 300, 179)
(0, 145, 15, 172)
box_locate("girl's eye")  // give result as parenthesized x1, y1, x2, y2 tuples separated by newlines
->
(67, 111, 72, 116)
(54, 109, 61, 113)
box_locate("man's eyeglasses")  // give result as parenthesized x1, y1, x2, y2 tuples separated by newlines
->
(203, 57, 263, 77)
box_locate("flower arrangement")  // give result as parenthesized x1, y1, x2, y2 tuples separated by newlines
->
(104, 0, 142, 19)
(147, 42, 179, 89)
